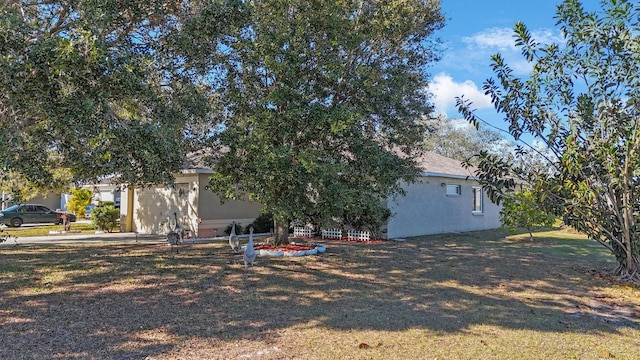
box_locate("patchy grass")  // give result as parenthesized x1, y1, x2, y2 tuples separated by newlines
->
(0, 228, 639, 359)
(2, 222, 108, 238)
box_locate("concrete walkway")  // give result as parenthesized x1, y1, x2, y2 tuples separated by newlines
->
(0, 232, 167, 247)
(0, 231, 270, 247)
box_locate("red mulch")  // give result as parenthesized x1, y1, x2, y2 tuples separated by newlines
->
(254, 244, 316, 251)
(254, 237, 384, 252)
(289, 236, 385, 244)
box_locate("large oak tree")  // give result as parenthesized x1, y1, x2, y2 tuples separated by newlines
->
(0, 0, 234, 188)
(206, 0, 444, 244)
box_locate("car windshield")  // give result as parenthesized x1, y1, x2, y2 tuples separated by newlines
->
(3, 205, 19, 212)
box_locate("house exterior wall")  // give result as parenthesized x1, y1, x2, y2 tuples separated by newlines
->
(29, 194, 61, 211)
(123, 172, 262, 237)
(196, 174, 262, 237)
(128, 173, 200, 235)
(386, 175, 501, 239)
(94, 188, 121, 205)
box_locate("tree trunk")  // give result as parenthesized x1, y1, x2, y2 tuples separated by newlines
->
(615, 253, 640, 282)
(273, 215, 289, 246)
(618, 151, 639, 281)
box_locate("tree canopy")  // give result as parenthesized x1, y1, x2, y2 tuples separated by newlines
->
(0, 0, 231, 187)
(499, 190, 556, 241)
(457, 0, 640, 280)
(2, 0, 444, 244)
(421, 115, 509, 164)
(206, 0, 444, 243)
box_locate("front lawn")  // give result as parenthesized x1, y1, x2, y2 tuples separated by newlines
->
(1, 222, 112, 239)
(0, 228, 638, 359)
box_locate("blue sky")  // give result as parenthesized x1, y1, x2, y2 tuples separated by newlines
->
(428, 0, 602, 136)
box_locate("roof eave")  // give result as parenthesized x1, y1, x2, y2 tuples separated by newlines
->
(179, 168, 215, 175)
(420, 171, 477, 180)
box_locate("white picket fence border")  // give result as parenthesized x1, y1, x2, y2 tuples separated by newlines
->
(321, 228, 342, 239)
(293, 226, 371, 242)
(293, 226, 313, 238)
(347, 230, 371, 242)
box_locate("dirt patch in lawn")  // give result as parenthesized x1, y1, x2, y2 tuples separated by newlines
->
(1, 229, 639, 359)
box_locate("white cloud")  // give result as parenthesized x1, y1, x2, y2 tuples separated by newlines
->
(428, 73, 492, 115)
(464, 27, 562, 52)
(429, 26, 566, 116)
(461, 27, 565, 75)
(463, 27, 516, 52)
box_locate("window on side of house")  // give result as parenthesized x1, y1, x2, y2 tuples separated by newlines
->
(446, 184, 461, 196)
(472, 186, 483, 214)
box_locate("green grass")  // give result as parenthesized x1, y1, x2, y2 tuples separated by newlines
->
(1, 221, 116, 238)
(0, 228, 638, 359)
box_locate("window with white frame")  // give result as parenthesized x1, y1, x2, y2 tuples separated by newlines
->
(446, 184, 461, 196)
(472, 186, 483, 213)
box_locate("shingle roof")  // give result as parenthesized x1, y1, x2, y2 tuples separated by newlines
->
(183, 148, 476, 179)
(415, 151, 476, 179)
(182, 149, 215, 172)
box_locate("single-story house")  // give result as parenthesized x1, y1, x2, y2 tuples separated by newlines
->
(87, 179, 121, 207)
(27, 194, 61, 212)
(120, 151, 500, 239)
(0, 192, 63, 212)
(60, 177, 122, 212)
(384, 152, 501, 239)
(120, 153, 262, 238)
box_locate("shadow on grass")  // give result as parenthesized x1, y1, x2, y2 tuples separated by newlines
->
(0, 229, 637, 359)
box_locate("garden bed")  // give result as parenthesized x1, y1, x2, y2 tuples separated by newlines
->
(253, 242, 326, 256)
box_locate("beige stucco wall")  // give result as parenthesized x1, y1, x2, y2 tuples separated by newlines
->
(29, 194, 62, 211)
(196, 174, 262, 237)
(123, 172, 262, 237)
(129, 174, 200, 235)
